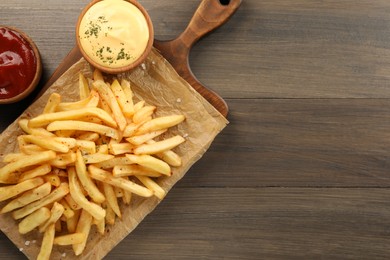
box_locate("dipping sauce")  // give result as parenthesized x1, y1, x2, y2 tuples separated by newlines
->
(0, 27, 37, 100)
(78, 0, 150, 69)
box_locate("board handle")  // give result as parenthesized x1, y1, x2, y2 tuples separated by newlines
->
(154, 0, 242, 117)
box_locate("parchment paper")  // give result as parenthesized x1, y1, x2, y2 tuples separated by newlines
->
(0, 48, 228, 259)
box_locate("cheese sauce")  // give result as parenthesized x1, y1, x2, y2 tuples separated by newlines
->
(78, 0, 150, 68)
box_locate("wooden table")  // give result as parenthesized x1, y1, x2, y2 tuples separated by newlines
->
(1, 0, 390, 259)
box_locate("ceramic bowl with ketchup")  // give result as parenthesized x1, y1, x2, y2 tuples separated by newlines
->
(0, 26, 42, 104)
(76, 0, 154, 74)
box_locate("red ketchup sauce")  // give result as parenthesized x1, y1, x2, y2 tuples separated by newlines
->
(0, 27, 37, 100)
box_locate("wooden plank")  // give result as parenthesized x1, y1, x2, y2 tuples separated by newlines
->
(2, 187, 389, 259)
(4, 1, 390, 99)
(181, 98, 390, 188)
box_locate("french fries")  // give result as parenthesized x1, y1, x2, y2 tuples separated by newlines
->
(0, 70, 186, 259)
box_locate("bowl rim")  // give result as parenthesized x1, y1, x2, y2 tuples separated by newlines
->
(76, 0, 154, 74)
(0, 26, 42, 105)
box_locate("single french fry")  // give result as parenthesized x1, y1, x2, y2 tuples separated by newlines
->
(93, 68, 104, 81)
(47, 120, 119, 140)
(93, 80, 127, 131)
(73, 209, 93, 256)
(56, 90, 99, 112)
(122, 186, 132, 205)
(68, 167, 105, 221)
(23, 134, 70, 153)
(44, 174, 61, 187)
(0, 151, 56, 184)
(67, 209, 81, 233)
(29, 107, 117, 128)
(19, 164, 52, 182)
(20, 144, 46, 155)
(126, 154, 171, 176)
(75, 150, 105, 203)
(39, 202, 65, 233)
(12, 182, 69, 220)
(54, 233, 85, 246)
(37, 223, 55, 260)
(76, 140, 96, 154)
(92, 156, 132, 169)
(83, 153, 114, 164)
(135, 115, 185, 135)
(134, 135, 185, 155)
(60, 199, 75, 219)
(133, 105, 156, 124)
(136, 175, 166, 200)
(18, 119, 55, 137)
(55, 129, 76, 138)
(43, 93, 61, 114)
(79, 72, 90, 100)
(77, 132, 100, 142)
(126, 129, 167, 146)
(120, 79, 134, 116)
(97, 144, 109, 154)
(49, 152, 76, 169)
(152, 141, 182, 167)
(2, 153, 25, 163)
(112, 164, 161, 178)
(111, 79, 134, 117)
(18, 207, 51, 234)
(109, 142, 134, 155)
(0, 177, 44, 202)
(122, 123, 138, 137)
(103, 183, 121, 218)
(89, 165, 153, 197)
(104, 202, 116, 226)
(94, 214, 106, 235)
(1, 182, 51, 214)
(65, 194, 82, 211)
(133, 100, 145, 112)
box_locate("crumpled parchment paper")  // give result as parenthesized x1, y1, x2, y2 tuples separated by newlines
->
(0, 48, 228, 259)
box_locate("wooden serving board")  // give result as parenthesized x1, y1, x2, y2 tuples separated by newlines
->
(42, 0, 241, 118)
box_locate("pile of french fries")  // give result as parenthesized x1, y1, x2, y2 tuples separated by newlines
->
(0, 69, 185, 259)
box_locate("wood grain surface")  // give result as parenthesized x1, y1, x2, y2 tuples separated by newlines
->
(2, 0, 390, 259)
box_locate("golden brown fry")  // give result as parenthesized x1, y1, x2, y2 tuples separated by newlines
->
(68, 167, 106, 221)
(112, 164, 161, 178)
(122, 123, 138, 137)
(103, 183, 121, 218)
(49, 152, 76, 169)
(19, 164, 52, 182)
(83, 153, 114, 164)
(92, 156, 132, 169)
(75, 150, 105, 203)
(93, 68, 104, 81)
(76, 140, 96, 154)
(12, 182, 69, 220)
(66, 209, 81, 233)
(60, 199, 75, 219)
(18, 119, 55, 137)
(152, 141, 182, 167)
(73, 209, 93, 256)
(109, 142, 134, 155)
(54, 233, 85, 246)
(136, 175, 166, 200)
(132, 105, 156, 124)
(79, 72, 90, 100)
(47, 120, 119, 140)
(111, 79, 134, 117)
(43, 174, 61, 187)
(126, 129, 167, 146)
(29, 107, 117, 128)
(37, 223, 55, 260)
(93, 80, 127, 131)
(43, 93, 61, 114)
(104, 202, 116, 226)
(18, 207, 51, 234)
(57, 90, 99, 112)
(135, 115, 185, 135)
(126, 154, 171, 176)
(39, 202, 65, 233)
(77, 132, 100, 142)
(1, 182, 51, 214)
(133, 135, 185, 155)
(0, 151, 56, 183)
(89, 165, 153, 197)
(120, 79, 134, 116)
(0, 177, 44, 202)
(65, 194, 82, 211)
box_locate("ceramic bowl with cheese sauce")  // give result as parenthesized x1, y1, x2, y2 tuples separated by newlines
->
(76, 0, 154, 74)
